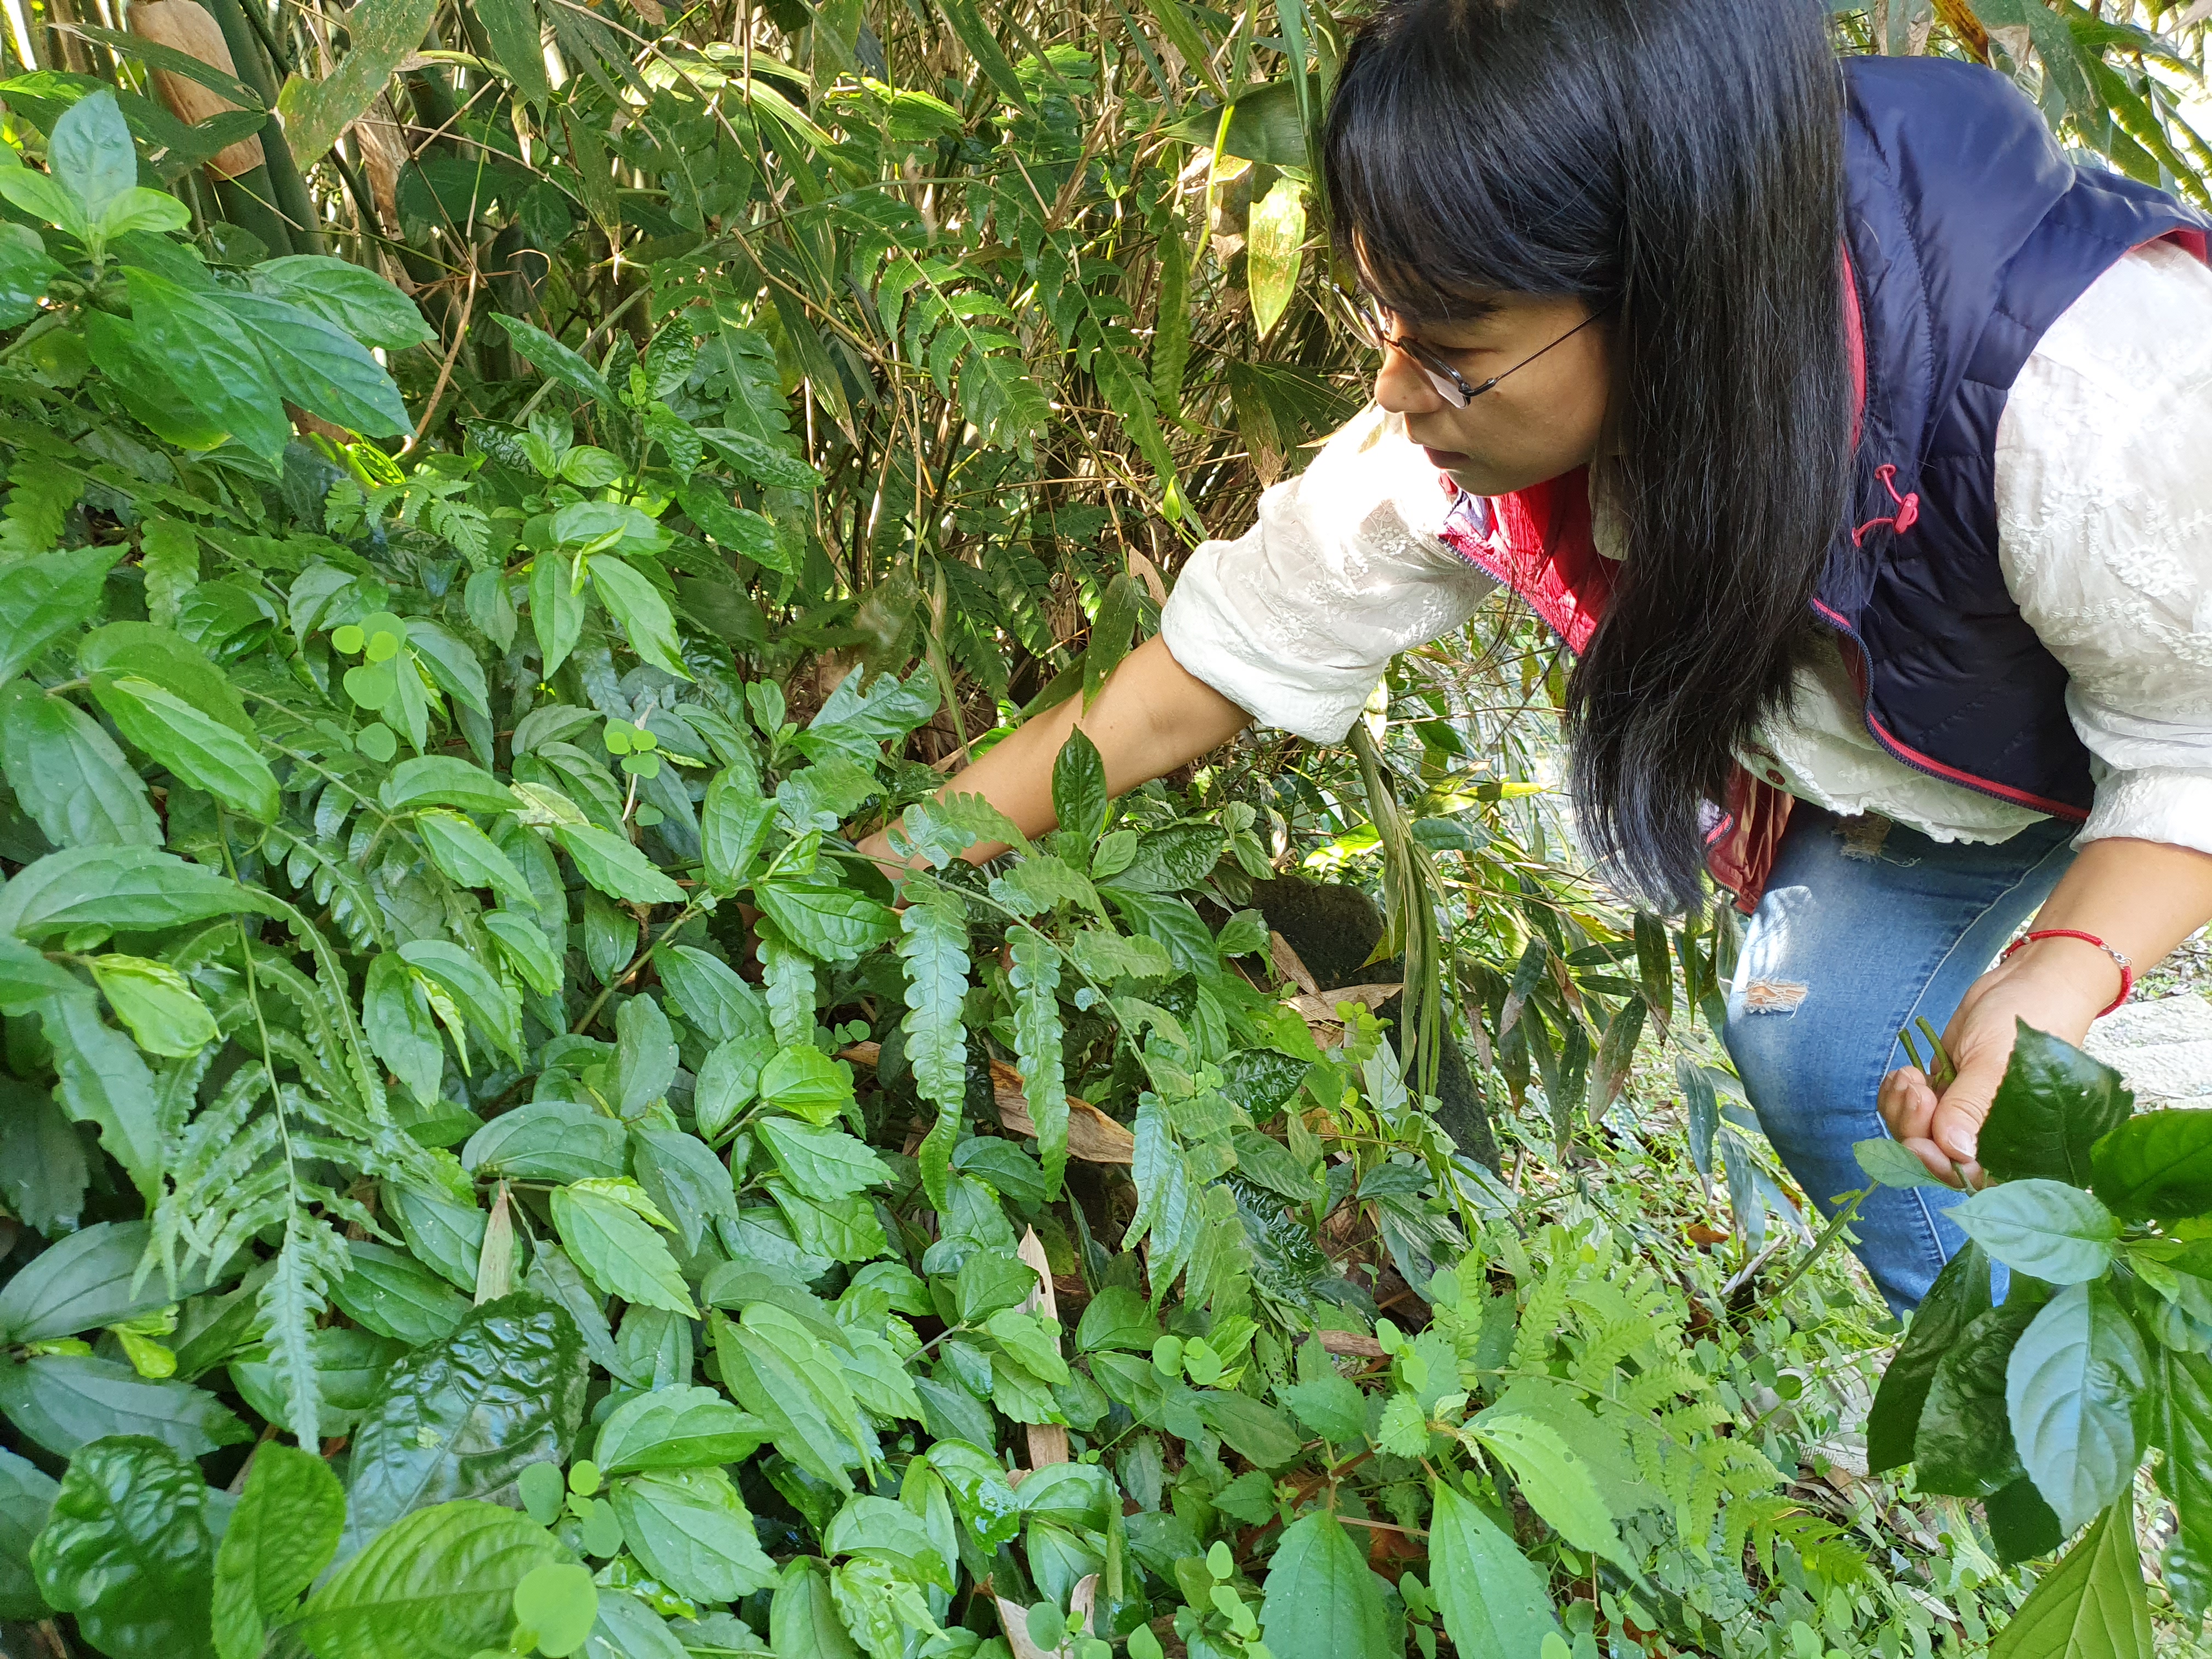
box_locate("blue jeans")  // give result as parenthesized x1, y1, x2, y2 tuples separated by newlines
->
(1721, 807, 2076, 1314)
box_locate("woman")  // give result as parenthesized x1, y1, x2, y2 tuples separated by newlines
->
(865, 0, 2212, 1313)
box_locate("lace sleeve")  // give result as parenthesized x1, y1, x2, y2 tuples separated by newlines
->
(1158, 404, 1494, 743)
(1995, 240, 2212, 857)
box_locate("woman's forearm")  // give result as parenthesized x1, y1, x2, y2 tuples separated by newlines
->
(1998, 836, 2212, 1031)
(862, 634, 1254, 872)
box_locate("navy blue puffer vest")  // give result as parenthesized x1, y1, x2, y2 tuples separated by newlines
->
(1817, 55, 2207, 818)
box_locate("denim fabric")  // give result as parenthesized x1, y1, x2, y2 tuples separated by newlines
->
(1721, 807, 2077, 1315)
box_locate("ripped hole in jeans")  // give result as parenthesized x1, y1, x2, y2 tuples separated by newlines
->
(1741, 978, 1809, 1014)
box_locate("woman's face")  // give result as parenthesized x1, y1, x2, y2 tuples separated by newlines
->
(1370, 292, 1612, 498)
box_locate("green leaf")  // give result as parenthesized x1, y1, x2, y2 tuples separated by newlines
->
(1101, 823, 1226, 895)
(0, 1353, 246, 1459)
(1246, 176, 1307, 338)
(1193, 1391, 1303, 1469)
(0, 682, 160, 847)
(757, 1118, 890, 1199)
(213, 292, 409, 437)
(2006, 1280, 2149, 1532)
(770, 1558, 861, 1659)
(755, 1044, 853, 1126)
(0, 546, 119, 681)
(49, 88, 135, 222)
(1984, 1475, 2066, 1568)
(1914, 1296, 2042, 1498)
(1466, 1409, 1630, 1569)
(590, 556, 691, 681)
(0, 845, 266, 940)
(273, 0, 441, 164)
(1853, 1135, 1953, 1191)
(1050, 727, 1109, 847)
(514, 1561, 596, 1658)
(1007, 924, 1068, 1197)
(2153, 1346, 2212, 1622)
(695, 425, 823, 489)
(381, 755, 516, 815)
(298, 1499, 563, 1659)
(821, 1493, 950, 1587)
(595, 1385, 764, 1474)
(252, 256, 435, 350)
(399, 939, 524, 1064)
(31, 1435, 216, 1659)
(363, 955, 444, 1108)
(341, 1294, 587, 1551)
(678, 482, 787, 570)
(550, 1183, 698, 1317)
(88, 954, 215, 1056)
(531, 550, 585, 678)
(552, 823, 687, 907)
(1977, 1022, 2134, 1186)
(701, 774, 776, 894)
(327, 1240, 469, 1346)
(1987, 1494, 2151, 1659)
(1427, 1480, 1561, 1659)
(709, 1310, 866, 1494)
(1256, 1509, 1392, 1659)
(122, 266, 289, 458)
(464, 1102, 628, 1183)
(1866, 1242, 1993, 1474)
(2090, 1109, 2212, 1221)
(753, 873, 899, 962)
(417, 808, 542, 905)
(0, 1221, 201, 1344)
(0, 165, 89, 240)
(656, 945, 770, 1047)
(1951, 1181, 2119, 1284)
(497, 313, 614, 405)
(484, 911, 563, 997)
(91, 673, 281, 820)
(212, 1443, 344, 1659)
(898, 888, 969, 1207)
(471, 0, 552, 108)
(0, 1448, 59, 1621)
(609, 1467, 779, 1602)
(385, 1182, 488, 1295)
(1081, 573, 1142, 710)
(39, 989, 163, 1201)
(615, 994, 679, 1115)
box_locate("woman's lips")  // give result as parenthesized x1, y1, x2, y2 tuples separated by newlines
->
(1421, 445, 1469, 470)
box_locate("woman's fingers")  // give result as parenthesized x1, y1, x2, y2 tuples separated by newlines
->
(1877, 1066, 1957, 1182)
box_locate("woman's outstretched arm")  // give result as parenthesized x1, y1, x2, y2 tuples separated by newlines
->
(859, 634, 1254, 875)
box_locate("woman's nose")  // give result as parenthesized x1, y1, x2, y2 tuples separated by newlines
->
(1373, 341, 1446, 416)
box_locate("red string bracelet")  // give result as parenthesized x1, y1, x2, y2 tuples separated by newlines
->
(1999, 928, 2134, 1019)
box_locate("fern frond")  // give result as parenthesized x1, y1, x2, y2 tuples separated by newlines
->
(257, 1215, 350, 1447)
(1007, 924, 1066, 1197)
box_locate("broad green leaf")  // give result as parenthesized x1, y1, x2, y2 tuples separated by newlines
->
(212, 1443, 344, 1659)
(41, 989, 164, 1201)
(1050, 726, 1110, 848)
(416, 811, 537, 906)
(252, 256, 435, 349)
(695, 425, 823, 489)
(595, 1385, 766, 1474)
(608, 1467, 778, 1602)
(590, 555, 691, 680)
(0, 845, 266, 940)
(327, 1240, 469, 1346)
(0, 546, 120, 682)
(1075, 1286, 1159, 1353)
(532, 551, 585, 678)
(756, 1044, 854, 1125)
(770, 1558, 862, 1659)
(0, 1353, 246, 1459)
(341, 1294, 587, 1553)
(298, 1499, 562, 1659)
(1427, 1480, 1560, 1659)
(553, 822, 687, 906)
(0, 1448, 58, 1621)
(214, 292, 408, 436)
(399, 939, 524, 1063)
(1977, 1022, 2134, 1186)
(550, 1183, 698, 1316)
(615, 994, 678, 1115)
(1952, 1181, 2119, 1284)
(757, 1117, 890, 1199)
(122, 266, 289, 458)
(1081, 573, 1141, 709)
(78, 623, 247, 738)
(678, 481, 786, 569)
(1282, 1370, 1367, 1446)
(701, 772, 776, 893)
(0, 682, 160, 847)
(2090, 1108, 2212, 1221)
(898, 887, 969, 1207)
(88, 954, 216, 1056)
(484, 911, 563, 997)
(30, 1435, 216, 1659)
(1193, 1391, 1302, 1469)
(631, 1125, 738, 1258)
(464, 1102, 628, 1183)
(2006, 1280, 2149, 1532)
(49, 88, 136, 222)
(385, 1181, 488, 1294)
(227, 1326, 406, 1445)
(1866, 1242, 1993, 1474)
(821, 1493, 950, 1587)
(1101, 823, 1226, 895)
(1246, 175, 1307, 338)
(708, 1309, 867, 1494)
(91, 673, 280, 820)
(363, 955, 444, 1108)
(1987, 1494, 2151, 1659)
(657, 945, 771, 1046)
(273, 0, 440, 163)
(513, 1562, 596, 1658)
(754, 872, 899, 962)
(0, 221, 60, 329)
(380, 755, 515, 814)
(0, 1221, 203, 1343)
(1914, 1296, 2042, 1498)
(496, 313, 614, 405)
(1854, 1135, 1953, 1190)
(1466, 1409, 1630, 1569)
(1257, 1509, 1392, 1659)
(2154, 1346, 2212, 1622)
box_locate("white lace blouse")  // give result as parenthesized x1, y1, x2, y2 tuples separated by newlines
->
(1159, 240, 2212, 857)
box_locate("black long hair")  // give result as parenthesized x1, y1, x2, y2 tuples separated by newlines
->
(1325, 0, 1853, 910)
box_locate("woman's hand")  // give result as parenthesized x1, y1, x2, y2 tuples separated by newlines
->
(1877, 938, 2113, 1186)
(1878, 836, 2212, 1187)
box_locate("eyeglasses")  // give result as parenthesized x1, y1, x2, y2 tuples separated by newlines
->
(1350, 297, 1613, 409)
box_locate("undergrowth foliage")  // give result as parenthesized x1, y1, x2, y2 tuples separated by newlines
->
(0, 4, 2208, 1659)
